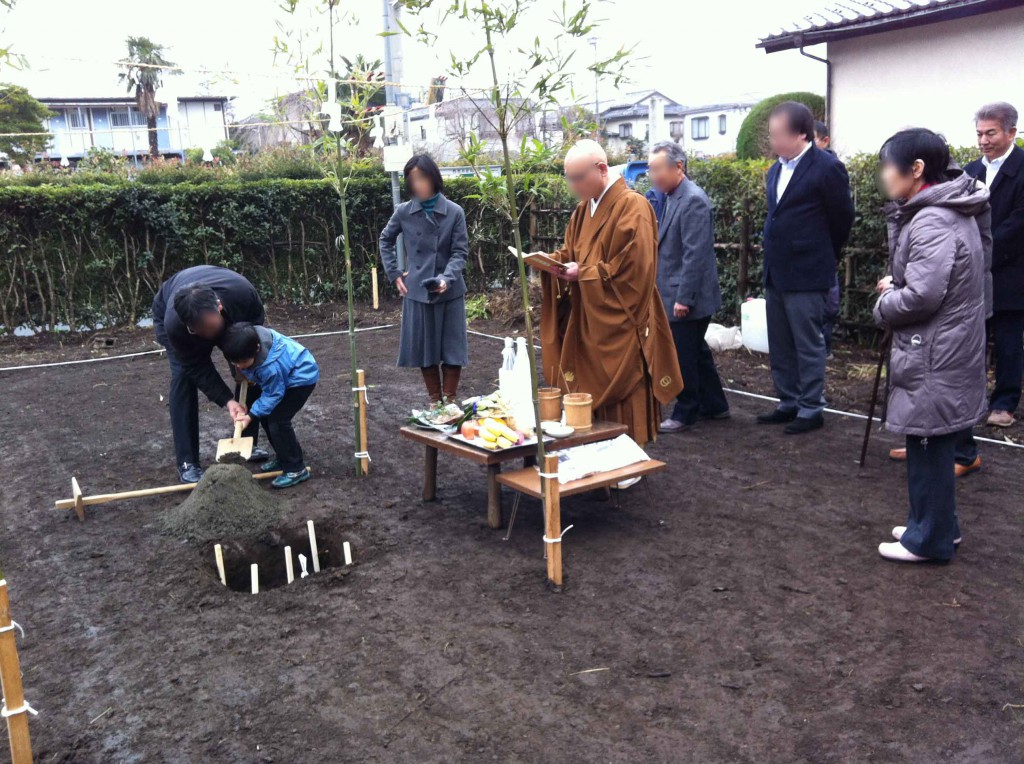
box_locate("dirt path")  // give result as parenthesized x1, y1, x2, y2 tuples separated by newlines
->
(1, 314, 1022, 763)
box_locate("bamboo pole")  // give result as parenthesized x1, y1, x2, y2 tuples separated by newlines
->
(356, 369, 369, 476)
(54, 470, 295, 513)
(541, 454, 563, 587)
(214, 544, 226, 586)
(371, 267, 379, 310)
(0, 579, 33, 764)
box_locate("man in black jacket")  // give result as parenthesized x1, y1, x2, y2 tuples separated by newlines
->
(152, 266, 268, 482)
(757, 101, 855, 434)
(965, 102, 1024, 429)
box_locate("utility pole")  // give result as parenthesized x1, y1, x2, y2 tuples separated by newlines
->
(382, 0, 405, 268)
(588, 36, 599, 132)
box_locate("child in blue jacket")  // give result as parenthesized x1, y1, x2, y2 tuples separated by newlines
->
(220, 322, 318, 488)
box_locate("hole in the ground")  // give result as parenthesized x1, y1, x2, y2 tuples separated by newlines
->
(205, 522, 358, 592)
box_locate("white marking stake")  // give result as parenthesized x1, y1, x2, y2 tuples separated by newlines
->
(307, 520, 321, 572)
(284, 545, 294, 584)
(343, 541, 353, 566)
(298, 554, 309, 579)
(250, 563, 259, 594)
(214, 543, 226, 586)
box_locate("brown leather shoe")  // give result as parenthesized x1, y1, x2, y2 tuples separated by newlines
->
(954, 456, 982, 478)
(889, 447, 907, 461)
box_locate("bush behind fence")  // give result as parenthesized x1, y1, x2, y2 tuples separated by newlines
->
(0, 150, 976, 334)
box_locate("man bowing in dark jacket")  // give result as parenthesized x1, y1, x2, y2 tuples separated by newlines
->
(757, 101, 855, 434)
(965, 102, 1024, 429)
(648, 140, 729, 432)
(152, 266, 269, 482)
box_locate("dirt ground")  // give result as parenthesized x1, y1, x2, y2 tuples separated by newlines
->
(1, 302, 1022, 763)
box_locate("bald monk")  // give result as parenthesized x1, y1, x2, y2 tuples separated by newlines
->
(539, 139, 682, 448)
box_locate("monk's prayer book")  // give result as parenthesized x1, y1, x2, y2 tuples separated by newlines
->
(552, 434, 650, 484)
(507, 246, 565, 275)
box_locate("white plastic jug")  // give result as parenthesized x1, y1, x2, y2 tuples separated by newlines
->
(512, 336, 536, 430)
(741, 298, 770, 353)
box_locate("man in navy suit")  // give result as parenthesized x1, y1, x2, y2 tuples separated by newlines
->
(965, 102, 1024, 430)
(757, 102, 855, 434)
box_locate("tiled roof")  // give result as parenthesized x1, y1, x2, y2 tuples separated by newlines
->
(757, 0, 1021, 53)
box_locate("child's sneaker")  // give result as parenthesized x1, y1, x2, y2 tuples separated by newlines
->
(272, 468, 310, 489)
(259, 458, 281, 473)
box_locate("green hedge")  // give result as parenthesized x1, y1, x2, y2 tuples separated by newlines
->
(0, 148, 993, 334)
(0, 176, 528, 330)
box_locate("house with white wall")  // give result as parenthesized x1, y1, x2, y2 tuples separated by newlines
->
(600, 91, 688, 156)
(758, 0, 1024, 154)
(675, 102, 755, 157)
(39, 93, 230, 163)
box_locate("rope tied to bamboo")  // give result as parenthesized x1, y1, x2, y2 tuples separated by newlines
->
(0, 700, 38, 718)
(354, 451, 372, 462)
(0, 621, 24, 638)
(543, 524, 574, 544)
(352, 385, 370, 404)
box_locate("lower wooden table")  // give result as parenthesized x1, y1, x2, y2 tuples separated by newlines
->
(399, 420, 628, 529)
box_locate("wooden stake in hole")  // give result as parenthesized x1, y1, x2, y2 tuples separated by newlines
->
(343, 541, 353, 566)
(307, 520, 321, 573)
(214, 544, 226, 586)
(250, 564, 259, 594)
(371, 266, 380, 310)
(284, 545, 294, 584)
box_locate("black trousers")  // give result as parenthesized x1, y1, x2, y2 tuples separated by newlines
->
(901, 431, 961, 561)
(163, 343, 262, 469)
(257, 384, 315, 473)
(954, 427, 978, 467)
(669, 317, 729, 425)
(989, 310, 1024, 414)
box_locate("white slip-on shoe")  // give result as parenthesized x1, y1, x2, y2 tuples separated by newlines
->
(614, 476, 643, 490)
(892, 526, 962, 546)
(878, 541, 929, 562)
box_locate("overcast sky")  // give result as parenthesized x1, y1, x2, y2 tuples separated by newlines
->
(1, 0, 827, 118)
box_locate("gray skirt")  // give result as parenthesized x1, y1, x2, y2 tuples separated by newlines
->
(397, 296, 469, 368)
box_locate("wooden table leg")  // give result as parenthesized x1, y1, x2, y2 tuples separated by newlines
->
(423, 445, 438, 502)
(487, 463, 503, 529)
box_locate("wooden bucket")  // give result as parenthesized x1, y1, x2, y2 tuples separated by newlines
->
(563, 392, 593, 431)
(538, 387, 562, 421)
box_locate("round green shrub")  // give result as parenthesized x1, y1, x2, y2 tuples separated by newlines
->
(735, 92, 825, 160)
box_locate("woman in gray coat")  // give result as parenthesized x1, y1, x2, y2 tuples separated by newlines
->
(379, 155, 470, 403)
(873, 128, 990, 562)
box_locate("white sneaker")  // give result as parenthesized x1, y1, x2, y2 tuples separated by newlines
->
(892, 526, 962, 545)
(878, 541, 929, 562)
(614, 476, 643, 490)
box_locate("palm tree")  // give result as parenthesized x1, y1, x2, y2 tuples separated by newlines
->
(119, 36, 177, 158)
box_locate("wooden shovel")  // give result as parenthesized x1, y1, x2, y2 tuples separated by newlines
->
(216, 379, 253, 462)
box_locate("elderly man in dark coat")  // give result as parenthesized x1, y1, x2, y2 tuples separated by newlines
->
(965, 101, 1024, 429)
(647, 141, 729, 432)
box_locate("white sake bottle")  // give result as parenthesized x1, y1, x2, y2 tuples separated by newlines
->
(512, 336, 536, 430)
(498, 337, 516, 400)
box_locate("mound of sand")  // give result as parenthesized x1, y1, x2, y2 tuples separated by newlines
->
(162, 464, 285, 543)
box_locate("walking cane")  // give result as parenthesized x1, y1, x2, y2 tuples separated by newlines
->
(859, 332, 892, 468)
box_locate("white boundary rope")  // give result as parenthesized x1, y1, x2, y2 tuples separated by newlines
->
(0, 323, 397, 373)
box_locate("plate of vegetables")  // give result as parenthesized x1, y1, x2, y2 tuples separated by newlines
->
(407, 402, 465, 432)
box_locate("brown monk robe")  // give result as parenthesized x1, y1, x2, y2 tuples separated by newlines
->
(540, 176, 683, 445)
